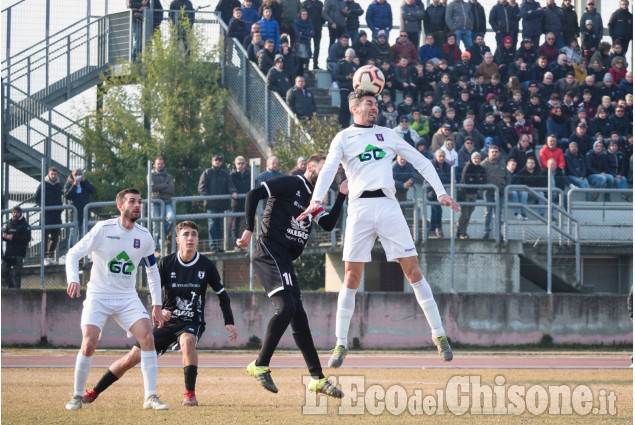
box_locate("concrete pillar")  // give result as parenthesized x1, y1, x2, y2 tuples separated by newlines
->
(325, 252, 364, 291)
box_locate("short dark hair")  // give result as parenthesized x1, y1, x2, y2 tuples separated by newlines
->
(307, 154, 326, 166)
(176, 220, 199, 236)
(48, 167, 58, 173)
(116, 188, 141, 205)
(348, 89, 376, 103)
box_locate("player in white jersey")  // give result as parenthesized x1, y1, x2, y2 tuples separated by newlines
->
(298, 90, 461, 368)
(64, 188, 168, 411)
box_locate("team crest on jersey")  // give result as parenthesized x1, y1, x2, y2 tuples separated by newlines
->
(198, 271, 205, 279)
(133, 238, 140, 248)
(171, 272, 176, 278)
(375, 134, 384, 142)
(296, 190, 301, 197)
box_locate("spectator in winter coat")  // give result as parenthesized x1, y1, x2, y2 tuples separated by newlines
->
(1, 206, 31, 288)
(519, 0, 544, 47)
(563, 141, 590, 189)
(537, 32, 560, 64)
(456, 152, 486, 238)
(35, 167, 63, 265)
(508, 134, 536, 171)
(539, 134, 566, 169)
(64, 168, 97, 242)
(391, 31, 419, 65)
(445, 0, 474, 50)
(419, 34, 443, 65)
(366, 0, 392, 39)
(258, 7, 281, 50)
(343, 0, 364, 43)
(561, 0, 579, 45)
(489, 0, 520, 47)
(542, 0, 565, 47)
(608, 0, 633, 54)
(579, 0, 603, 42)
(424, 0, 448, 49)
(302, 0, 325, 69)
(230, 156, 251, 241)
(585, 140, 615, 199)
(393, 156, 417, 201)
(401, 0, 424, 47)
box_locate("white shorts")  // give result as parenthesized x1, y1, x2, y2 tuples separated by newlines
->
(343, 197, 417, 262)
(81, 296, 150, 334)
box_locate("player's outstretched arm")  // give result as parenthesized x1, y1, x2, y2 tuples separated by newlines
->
(297, 200, 323, 222)
(313, 180, 349, 231)
(437, 194, 460, 212)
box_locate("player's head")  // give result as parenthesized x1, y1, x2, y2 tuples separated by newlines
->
(349, 89, 378, 126)
(116, 188, 142, 222)
(176, 221, 199, 253)
(305, 153, 327, 186)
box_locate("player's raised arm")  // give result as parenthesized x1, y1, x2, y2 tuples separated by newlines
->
(236, 185, 269, 249)
(312, 180, 349, 231)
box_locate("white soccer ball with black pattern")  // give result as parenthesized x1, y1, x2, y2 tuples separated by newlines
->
(352, 65, 385, 96)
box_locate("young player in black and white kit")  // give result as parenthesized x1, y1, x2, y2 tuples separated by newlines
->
(298, 90, 461, 368)
(236, 154, 347, 397)
(65, 188, 168, 410)
(81, 221, 237, 407)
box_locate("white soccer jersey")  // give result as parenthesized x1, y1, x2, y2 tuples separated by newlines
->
(313, 125, 448, 202)
(66, 218, 162, 305)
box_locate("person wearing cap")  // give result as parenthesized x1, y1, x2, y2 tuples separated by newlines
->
(581, 18, 599, 56)
(515, 38, 538, 66)
(561, 0, 579, 46)
(352, 30, 377, 65)
(400, 0, 424, 48)
(258, 7, 281, 50)
(64, 168, 97, 245)
(335, 47, 357, 127)
(327, 34, 350, 87)
(568, 121, 594, 153)
(267, 54, 292, 97)
(431, 122, 456, 152)
(445, 0, 474, 51)
(494, 35, 518, 77)
(365, 0, 392, 40)
(424, 0, 448, 50)
(489, 0, 520, 48)
(564, 141, 591, 192)
(371, 30, 392, 64)
(198, 154, 238, 252)
(585, 140, 615, 200)
(391, 30, 419, 65)
(608, 0, 633, 55)
(542, 0, 565, 48)
(322, 0, 347, 49)
(456, 151, 486, 239)
(35, 166, 63, 266)
(394, 115, 421, 148)
(579, 0, 602, 42)
(519, 0, 544, 48)
(2, 206, 31, 289)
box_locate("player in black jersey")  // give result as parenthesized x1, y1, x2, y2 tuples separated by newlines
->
(236, 154, 347, 398)
(81, 221, 237, 407)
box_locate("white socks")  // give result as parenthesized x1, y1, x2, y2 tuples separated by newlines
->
(140, 350, 158, 399)
(73, 352, 93, 396)
(411, 278, 445, 337)
(335, 286, 357, 347)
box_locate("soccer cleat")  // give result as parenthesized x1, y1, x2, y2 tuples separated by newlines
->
(327, 345, 348, 368)
(309, 378, 344, 398)
(82, 389, 99, 404)
(182, 391, 198, 406)
(246, 361, 278, 393)
(432, 335, 453, 362)
(65, 394, 82, 410)
(143, 394, 169, 410)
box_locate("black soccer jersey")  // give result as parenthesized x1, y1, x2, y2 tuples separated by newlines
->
(158, 252, 233, 325)
(259, 175, 320, 259)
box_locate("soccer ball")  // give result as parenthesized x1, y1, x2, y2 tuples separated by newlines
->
(352, 65, 385, 96)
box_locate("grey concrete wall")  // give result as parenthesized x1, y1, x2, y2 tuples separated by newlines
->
(2, 290, 631, 349)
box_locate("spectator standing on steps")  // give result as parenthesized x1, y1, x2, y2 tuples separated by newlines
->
(35, 166, 63, 266)
(64, 168, 97, 245)
(2, 206, 31, 289)
(366, 0, 393, 40)
(608, 0, 633, 54)
(287, 76, 317, 119)
(322, 0, 347, 49)
(302, 0, 325, 69)
(258, 156, 286, 185)
(230, 156, 251, 245)
(198, 154, 237, 252)
(481, 144, 510, 239)
(147, 158, 175, 254)
(456, 152, 486, 239)
(335, 48, 357, 127)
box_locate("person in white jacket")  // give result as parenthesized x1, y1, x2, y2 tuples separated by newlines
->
(64, 188, 168, 411)
(298, 89, 460, 368)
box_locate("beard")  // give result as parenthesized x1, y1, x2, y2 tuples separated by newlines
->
(124, 210, 140, 222)
(308, 169, 319, 186)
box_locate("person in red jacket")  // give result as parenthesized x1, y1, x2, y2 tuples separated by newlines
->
(539, 134, 566, 169)
(391, 30, 419, 65)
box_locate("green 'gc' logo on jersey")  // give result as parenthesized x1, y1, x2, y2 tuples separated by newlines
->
(358, 144, 386, 162)
(108, 251, 135, 275)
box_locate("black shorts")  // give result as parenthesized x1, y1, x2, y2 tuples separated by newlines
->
(253, 238, 300, 298)
(135, 319, 205, 356)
